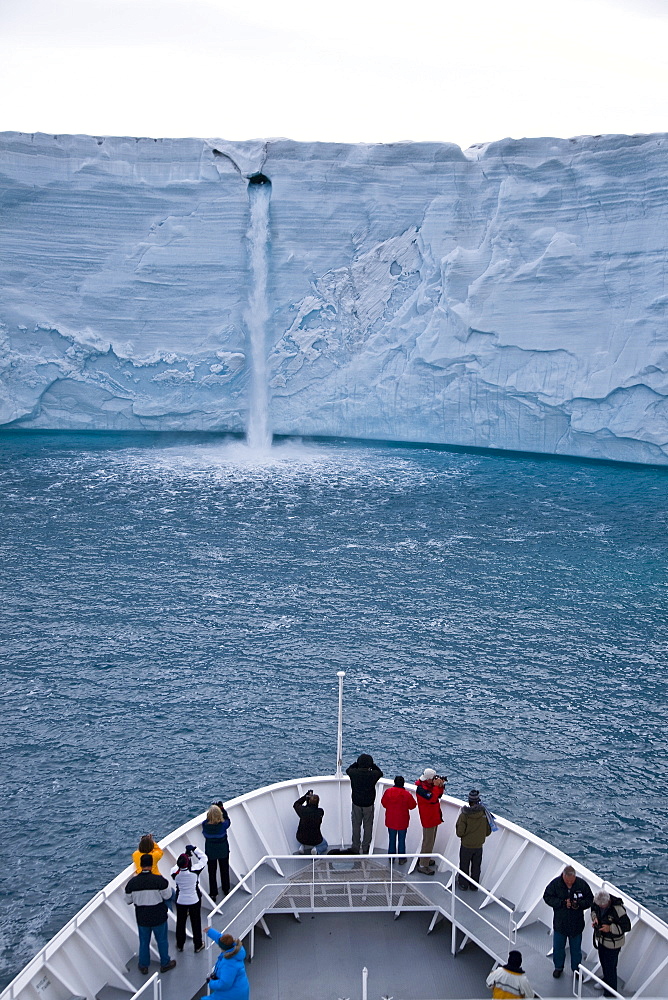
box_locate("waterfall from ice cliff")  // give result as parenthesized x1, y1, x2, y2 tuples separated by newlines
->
(245, 173, 272, 450)
(2, 133, 668, 466)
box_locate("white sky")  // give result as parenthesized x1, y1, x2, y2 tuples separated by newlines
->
(1, 0, 666, 148)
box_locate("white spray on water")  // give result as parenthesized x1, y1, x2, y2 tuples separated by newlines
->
(245, 178, 272, 451)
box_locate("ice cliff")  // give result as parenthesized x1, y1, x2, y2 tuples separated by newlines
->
(1, 131, 667, 464)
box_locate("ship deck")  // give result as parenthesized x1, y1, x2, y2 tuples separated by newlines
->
(103, 856, 604, 1000)
(7, 776, 668, 1000)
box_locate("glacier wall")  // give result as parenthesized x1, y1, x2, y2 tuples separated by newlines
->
(1, 131, 667, 463)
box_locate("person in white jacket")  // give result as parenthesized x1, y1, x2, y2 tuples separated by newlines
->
(486, 951, 535, 999)
(171, 845, 207, 953)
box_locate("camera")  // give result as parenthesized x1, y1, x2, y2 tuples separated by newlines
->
(435, 775, 448, 783)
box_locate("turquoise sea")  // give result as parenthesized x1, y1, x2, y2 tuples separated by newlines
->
(1, 432, 667, 988)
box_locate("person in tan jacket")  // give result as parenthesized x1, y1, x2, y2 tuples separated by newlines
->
(591, 890, 631, 996)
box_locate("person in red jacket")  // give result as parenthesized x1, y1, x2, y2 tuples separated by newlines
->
(415, 767, 446, 875)
(380, 776, 416, 863)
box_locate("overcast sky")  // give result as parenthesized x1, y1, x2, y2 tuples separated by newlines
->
(1, 0, 666, 148)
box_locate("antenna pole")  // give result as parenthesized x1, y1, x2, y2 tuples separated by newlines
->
(336, 670, 346, 775)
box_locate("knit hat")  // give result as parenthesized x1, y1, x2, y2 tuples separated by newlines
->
(394, 775, 405, 787)
(468, 789, 481, 804)
(218, 934, 242, 956)
(176, 853, 191, 870)
(505, 951, 524, 972)
(357, 754, 374, 767)
(420, 768, 436, 781)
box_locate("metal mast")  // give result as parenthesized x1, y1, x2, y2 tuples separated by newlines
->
(336, 670, 345, 775)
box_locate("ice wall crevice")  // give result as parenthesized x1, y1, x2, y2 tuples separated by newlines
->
(1, 131, 668, 463)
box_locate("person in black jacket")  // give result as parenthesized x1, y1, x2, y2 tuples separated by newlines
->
(591, 890, 631, 996)
(346, 753, 383, 854)
(125, 854, 176, 974)
(543, 865, 594, 978)
(293, 790, 328, 854)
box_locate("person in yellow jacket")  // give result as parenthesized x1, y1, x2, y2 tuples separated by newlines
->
(486, 951, 535, 999)
(132, 833, 163, 875)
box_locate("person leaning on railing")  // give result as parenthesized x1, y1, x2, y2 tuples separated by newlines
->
(380, 775, 416, 863)
(293, 790, 328, 855)
(415, 768, 446, 874)
(202, 802, 231, 902)
(455, 789, 492, 890)
(346, 753, 383, 855)
(132, 833, 163, 875)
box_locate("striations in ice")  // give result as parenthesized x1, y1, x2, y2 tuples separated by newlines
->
(0, 131, 667, 464)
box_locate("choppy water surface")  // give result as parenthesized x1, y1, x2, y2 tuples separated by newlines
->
(1, 432, 667, 986)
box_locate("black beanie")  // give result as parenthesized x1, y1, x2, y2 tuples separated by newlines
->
(505, 951, 523, 972)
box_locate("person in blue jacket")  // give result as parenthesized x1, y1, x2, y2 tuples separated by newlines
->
(206, 929, 249, 1000)
(202, 802, 231, 901)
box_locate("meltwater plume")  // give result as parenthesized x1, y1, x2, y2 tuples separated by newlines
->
(245, 173, 272, 451)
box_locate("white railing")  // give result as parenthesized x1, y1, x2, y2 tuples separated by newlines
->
(129, 973, 161, 1000)
(207, 853, 517, 960)
(440, 861, 517, 956)
(574, 964, 623, 999)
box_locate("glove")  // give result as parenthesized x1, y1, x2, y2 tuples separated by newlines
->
(185, 844, 196, 854)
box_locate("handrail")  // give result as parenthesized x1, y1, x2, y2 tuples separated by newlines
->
(206, 853, 517, 957)
(218, 879, 513, 958)
(129, 972, 161, 1000)
(209, 852, 516, 922)
(208, 852, 271, 919)
(575, 964, 623, 999)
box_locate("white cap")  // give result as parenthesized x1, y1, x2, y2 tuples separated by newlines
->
(420, 767, 437, 781)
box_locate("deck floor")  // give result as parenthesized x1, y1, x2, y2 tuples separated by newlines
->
(248, 910, 494, 1000)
